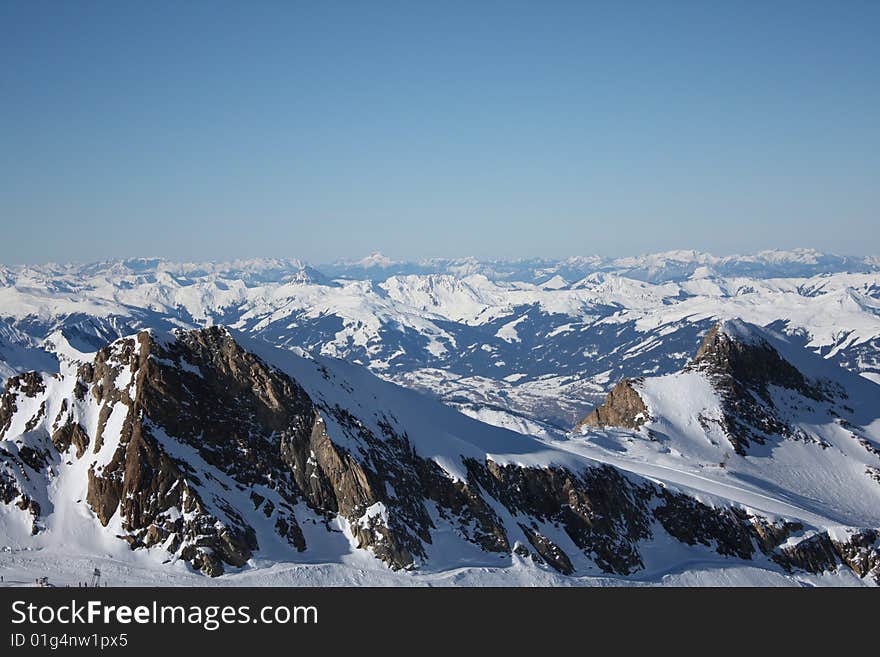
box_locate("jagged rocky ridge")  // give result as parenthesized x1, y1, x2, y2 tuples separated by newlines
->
(1, 325, 879, 583)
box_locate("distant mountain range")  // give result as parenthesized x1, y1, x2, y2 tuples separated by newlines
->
(1, 250, 879, 585)
(321, 248, 880, 283)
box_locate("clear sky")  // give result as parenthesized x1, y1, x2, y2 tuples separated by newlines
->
(1, 0, 878, 264)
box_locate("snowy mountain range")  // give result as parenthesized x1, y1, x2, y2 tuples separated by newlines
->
(323, 248, 880, 283)
(1, 250, 878, 437)
(1, 250, 879, 586)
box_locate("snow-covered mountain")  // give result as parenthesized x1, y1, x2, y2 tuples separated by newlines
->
(1, 251, 880, 585)
(0, 251, 878, 439)
(574, 320, 880, 527)
(2, 322, 878, 586)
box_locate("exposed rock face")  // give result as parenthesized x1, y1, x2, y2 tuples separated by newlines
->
(0, 328, 542, 574)
(686, 321, 833, 454)
(774, 533, 840, 575)
(280, 406, 430, 570)
(0, 371, 51, 535)
(81, 327, 444, 574)
(764, 529, 880, 583)
(691, 323, 824, 398)
(457, 458, 842, 578)
(0, 371, 46, 438)
(518, 523, 574, 575)
(50, 413, 89, 458)
(830, 530, 880, 583)
(83, 330, 274, 575)
(417, 457, 510, 554)
(575, 379, 648, 431)
(655, 491, 804, 561)
(467, 460, 651, 574)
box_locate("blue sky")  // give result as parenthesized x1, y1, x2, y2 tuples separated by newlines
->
(1, 1, 878, 264)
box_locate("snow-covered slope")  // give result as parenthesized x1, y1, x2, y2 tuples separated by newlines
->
(572, 319, 880, 564)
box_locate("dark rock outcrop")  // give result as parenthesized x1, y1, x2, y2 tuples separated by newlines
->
(0, 371, 47, 438)
(51, 415, 90, 458)
(771, 529, 880, 583)
(466, 460, 651, 574)
(773, 532, 840, 575)
(518, 523, 574, 575)
(830, 529, 880, 583)
(80, 328, 332, 574)
(686, 322, 832, 454)
(690, 323, 825, 399)
(575, 379, 648, 431)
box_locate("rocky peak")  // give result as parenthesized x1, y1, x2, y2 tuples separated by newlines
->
(575, 319, 842, 456)
(689, 320, 824, 400)
(687, 320, 832, 454)
(575, 379, 648, 431)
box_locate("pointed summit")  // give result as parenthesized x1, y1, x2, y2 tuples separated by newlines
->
(575, 319, 841, 455)
(689, 319, 825, 401)
(575, 379, 648, 431)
